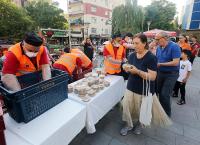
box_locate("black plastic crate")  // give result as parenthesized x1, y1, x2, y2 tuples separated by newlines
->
(0, 69, 69, 123)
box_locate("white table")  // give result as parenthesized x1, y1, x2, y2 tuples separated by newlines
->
(5, 130, 31, 145)
(4, 99, 86, 145)
(68, 75, 125, 134)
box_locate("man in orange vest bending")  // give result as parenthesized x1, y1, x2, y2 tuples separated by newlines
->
(71, 47, 92, 71)
(53, 47, 82, 79)
(1, 32, 51, 91)
(103, 33, 126, 76)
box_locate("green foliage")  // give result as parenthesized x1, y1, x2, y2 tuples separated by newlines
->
(144, 0, 177, 31)
(112, 0, 144, 35)
(0, 0, 34, 39)
(25, 1, 67, 30)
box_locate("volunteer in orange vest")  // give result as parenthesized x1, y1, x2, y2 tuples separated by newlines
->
(71, 47, 92, 71)
(53, 47, 82, 78)
(103, 33, 126, 75)
(1, 32, 51, 91)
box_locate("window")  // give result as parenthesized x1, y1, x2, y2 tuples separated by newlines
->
(91, 6, 97, 12)
(91, 17, 97, 23)
(91, 28, 97, 34)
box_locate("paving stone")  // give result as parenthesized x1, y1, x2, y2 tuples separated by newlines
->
(175, 134, 200, 145)
(150, 128, 176, 145)
(142, 126, 157, 138)
(109, 139, 128, 145)
(145, 137, 167, 145)
(96, 116, 129, 143)
(125, 133, 146, 145)
(83, 131, 112, 145)
(183, 125, 200, 142)
(161, 122, 184, 135)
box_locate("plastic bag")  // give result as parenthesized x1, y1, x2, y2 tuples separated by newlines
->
(139, 75, 153, 126)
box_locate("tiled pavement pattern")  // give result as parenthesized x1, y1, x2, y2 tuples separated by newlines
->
(69, 57, 200, 145)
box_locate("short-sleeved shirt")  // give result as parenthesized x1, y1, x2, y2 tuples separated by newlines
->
(177, 60, 192, 82)
(156, 41, 181, 72)
(127, 51, 157, 95)
(2, 43, 49, 75)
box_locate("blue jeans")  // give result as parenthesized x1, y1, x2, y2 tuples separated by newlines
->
(157, 71, 179, 117)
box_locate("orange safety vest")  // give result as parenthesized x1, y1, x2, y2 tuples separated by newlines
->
(104, 43, 124, 74)
(71, 48, 91, 68)
(54, 53, 78, 76)
(9, 43, 44, 76)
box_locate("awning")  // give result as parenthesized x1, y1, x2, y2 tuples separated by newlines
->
(143, 29, 177, 38)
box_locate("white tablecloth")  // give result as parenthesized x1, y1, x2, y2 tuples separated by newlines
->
(4, 99, 86, 145)
(68, 75, 125, 134)
(5, 130, 31, 145)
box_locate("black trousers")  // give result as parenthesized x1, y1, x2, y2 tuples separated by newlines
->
(173, 81, 186, 102)
(190, 55, 196, 65)
(157, 71, 179, 117)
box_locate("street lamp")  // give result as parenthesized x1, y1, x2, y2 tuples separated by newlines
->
(147, 21, 151, 31)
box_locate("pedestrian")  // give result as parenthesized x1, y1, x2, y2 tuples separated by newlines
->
(121, 33, 135, 59)
(103, 33, 126, 77)
(178, 34, 191, 51)
(173, 50, 192, 105)
(82, 38, 95, 61)
(120, 34, 171, 136)
(156, 31, 181, 117)
(1, 32, 51, 91)
(190, 35, 200, 64)
(121, 33, 134, 80)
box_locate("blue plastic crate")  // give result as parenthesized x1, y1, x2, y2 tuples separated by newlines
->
(0, 69, 69, 123)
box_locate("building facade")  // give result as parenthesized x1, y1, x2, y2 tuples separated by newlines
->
(68, 0, 124, 43)
(182, 0, 200, 30)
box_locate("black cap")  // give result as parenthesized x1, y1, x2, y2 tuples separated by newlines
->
(24, 32, 43, 47)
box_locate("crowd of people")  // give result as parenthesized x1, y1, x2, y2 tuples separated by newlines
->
(1, 31, 199, 137)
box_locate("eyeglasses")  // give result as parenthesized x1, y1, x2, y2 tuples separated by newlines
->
(154, 37, 163, 41)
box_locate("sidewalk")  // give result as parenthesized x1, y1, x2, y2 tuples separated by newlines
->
(69, 57, 200, 145)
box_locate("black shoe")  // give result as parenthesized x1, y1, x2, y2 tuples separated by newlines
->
(177, 99, 185, 105)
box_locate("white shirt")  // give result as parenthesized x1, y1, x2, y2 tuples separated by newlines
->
(177, 60, 192, 82)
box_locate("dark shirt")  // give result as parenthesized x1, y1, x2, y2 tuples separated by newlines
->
(127, 51, 157, 95)
(156, 41, 181, 72)
(84, 43, 94, 61)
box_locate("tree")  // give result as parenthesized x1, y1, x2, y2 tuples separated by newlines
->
(0, 0, 34, 40)
(144, 0, 177, 31)
(112, 0, 144, 35)
(25, 1, 67, 30)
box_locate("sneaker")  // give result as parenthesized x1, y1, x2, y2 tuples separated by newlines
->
(133, 123, 142, 135)
(177, 99, 185, 105)
(120, 126, 133, 136)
